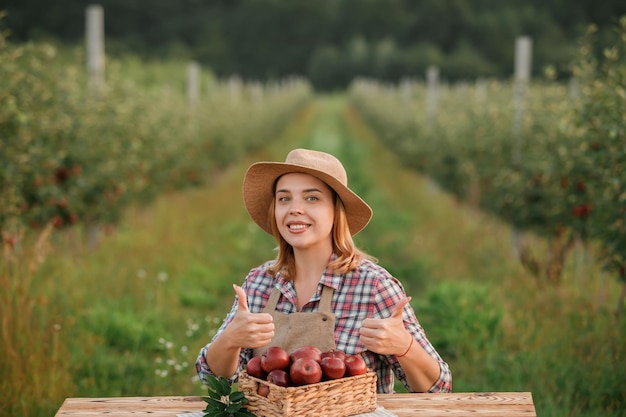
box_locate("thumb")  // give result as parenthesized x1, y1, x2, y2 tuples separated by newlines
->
(390, 296, 411, 319)
(233, 284, 249, 312)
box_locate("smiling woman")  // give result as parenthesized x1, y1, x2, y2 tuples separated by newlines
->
(273, 173, 336, 268)
(196, 148, 452, 394)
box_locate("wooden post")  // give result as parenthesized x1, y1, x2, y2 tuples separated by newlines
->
(569, 77, 580, 99)
(84, 5, 105, 248)
(187, 61, 200, 106)
(512, 36, 532, 165)
(426, 65, 439, 125)
(86, 5, 105, 94)
(511, 36, 532, 259)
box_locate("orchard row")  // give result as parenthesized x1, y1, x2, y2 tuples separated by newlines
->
(0, 33, 312, 243)
(349, 20, 626, 281)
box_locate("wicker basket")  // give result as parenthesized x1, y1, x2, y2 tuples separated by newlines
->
(238, 370, 377, 417)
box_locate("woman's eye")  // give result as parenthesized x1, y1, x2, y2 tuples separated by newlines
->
(306, 195, 319, 201)
(277, 196, 289, 202)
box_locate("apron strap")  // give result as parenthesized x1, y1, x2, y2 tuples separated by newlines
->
(319, 285, 334, 313)
(263, 286, 282, 313)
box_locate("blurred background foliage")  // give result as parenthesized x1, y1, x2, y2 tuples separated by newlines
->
(349, 18, 626, 285)
(2, 0, 626, 89)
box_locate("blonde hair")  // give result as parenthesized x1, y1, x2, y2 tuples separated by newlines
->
(266, 191, 373, 280)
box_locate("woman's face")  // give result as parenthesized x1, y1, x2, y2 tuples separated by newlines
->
(274, 173, 335, 253)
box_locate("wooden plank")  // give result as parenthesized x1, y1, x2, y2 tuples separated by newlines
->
(55, 392, 536, 417)
(377, 392, 536, 416)
(56, 396, 204, 415)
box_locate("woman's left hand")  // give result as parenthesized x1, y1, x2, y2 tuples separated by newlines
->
(359, 297, 413, 356)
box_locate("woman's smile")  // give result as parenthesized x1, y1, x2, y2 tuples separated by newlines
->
(287, 222, 310, 232)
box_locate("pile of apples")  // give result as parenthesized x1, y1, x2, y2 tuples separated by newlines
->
(246, 345, 368, 394)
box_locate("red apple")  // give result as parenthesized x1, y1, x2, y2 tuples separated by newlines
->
(290, 358, 322, 386)
(320, 356, 346, 380)
(290, 345, 322, 363)
(261, 346, 290, 373)
(267, 369, 291, 387)
(320, 349, 346, 362)
(246, 356, 266, 379)
(344, 354, 368, 376)
(257, 383, 270, 397)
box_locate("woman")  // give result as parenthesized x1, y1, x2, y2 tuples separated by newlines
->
(195, 148, 452, 393)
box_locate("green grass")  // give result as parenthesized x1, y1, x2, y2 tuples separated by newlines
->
(1, 95, 624, 417)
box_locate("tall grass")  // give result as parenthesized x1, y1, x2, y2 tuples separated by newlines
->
(0, 222, 71, 415)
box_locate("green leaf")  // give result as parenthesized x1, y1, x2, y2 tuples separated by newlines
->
(202, 397, 226, 409)
(209, 393, 222, 401)
(205, 376, 221, 391)
(204, 390, 221, 401)
(206, 376, 231, 397)
(203, 410, 225, 417)
(201, 375, 254, 417)
(234, 410, 256, 417)
(229, 391, 246, 402)
(225, 402, 242, 413)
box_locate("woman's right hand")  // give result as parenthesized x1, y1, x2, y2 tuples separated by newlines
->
(223, 284, 274, 349)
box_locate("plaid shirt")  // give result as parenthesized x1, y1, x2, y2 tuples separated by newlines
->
(196, 257, 452, 393)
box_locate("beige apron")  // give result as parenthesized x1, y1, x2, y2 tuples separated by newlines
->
(253, 285, 336, 356)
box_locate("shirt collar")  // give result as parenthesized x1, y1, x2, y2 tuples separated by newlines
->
(274, 253, 345, 292)
(319, 253, 344, 291)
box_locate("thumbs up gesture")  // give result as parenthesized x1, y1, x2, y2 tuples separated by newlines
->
(234, 284, 251, 313)
(224, 284, 274, 349)
(359, 297, 413, 356)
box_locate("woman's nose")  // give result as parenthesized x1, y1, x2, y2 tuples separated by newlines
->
(290, 201, 303, 215)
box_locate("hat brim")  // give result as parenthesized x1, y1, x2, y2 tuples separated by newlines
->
(243, 162, 372, 236)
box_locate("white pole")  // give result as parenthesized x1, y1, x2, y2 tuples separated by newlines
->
(569, 77, 580, 99)
(426, 65, 439, 125)
(187, 61, 200, 106)
(512, 36, 532, 165)
(86, 5, 105, 93)
(511, 36, 532, 259)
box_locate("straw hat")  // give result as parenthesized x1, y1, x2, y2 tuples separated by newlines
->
(243, 148, 373, 236)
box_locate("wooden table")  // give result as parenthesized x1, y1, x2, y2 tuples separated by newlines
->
(55, 392, 536, 416)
